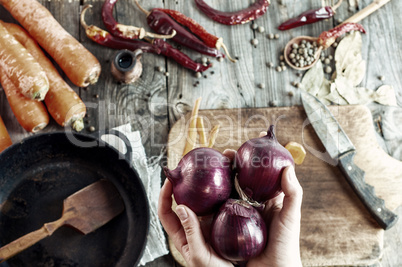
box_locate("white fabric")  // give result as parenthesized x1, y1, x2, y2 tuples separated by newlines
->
(101, 124, 169, 266)
(369, 104, 402, 161)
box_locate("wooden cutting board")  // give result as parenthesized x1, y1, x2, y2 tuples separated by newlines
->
(166, 105, 402, 267)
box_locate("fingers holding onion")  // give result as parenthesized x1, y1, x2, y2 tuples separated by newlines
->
(163, 124, 297, 263)
(210, 199, 268, 264)
(235, 125, 295, 203)
(163, 147, 233, 216)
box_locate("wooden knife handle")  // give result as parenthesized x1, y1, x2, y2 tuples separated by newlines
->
(0, 220, 62, 263)
(338, 152, 399, 230)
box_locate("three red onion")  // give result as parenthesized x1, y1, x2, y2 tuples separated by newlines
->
(164, 124, 294, 261)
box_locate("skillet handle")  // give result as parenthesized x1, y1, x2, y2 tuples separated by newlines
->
(0, 219, 62, 263)
(100, 129, 134, 164)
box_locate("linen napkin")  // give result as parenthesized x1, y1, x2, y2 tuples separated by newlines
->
(101, 124, 169, 266)
(370, 104, 402, 161)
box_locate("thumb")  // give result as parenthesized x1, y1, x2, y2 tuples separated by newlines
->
(176, 205, 208, 259)
(280, 165, 303, 227)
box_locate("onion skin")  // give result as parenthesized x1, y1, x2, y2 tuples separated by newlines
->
(235, 125, 294, 203)
(210, 199, 267, 263)
(163, 147, 233, 216)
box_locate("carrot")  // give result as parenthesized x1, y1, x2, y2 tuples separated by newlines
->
(0, 22, 49, 100)
(3, 22, 86, 131)
(0, 68, 49, 133)
(0, 115, 12, 153)
(0, 0, 101, 87)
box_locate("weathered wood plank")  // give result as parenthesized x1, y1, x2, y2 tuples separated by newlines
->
(0, 0, 401, 266)
(162, 0, 402, 266)
(334, 0, 401, 106)
(383, 207, 402, 267)
(79, 2, 173, 265)
(268, 0, 335, 107)
(164, 0, 256, 123)
(166, 104, 402, 266)
(80, 0, 170, 157)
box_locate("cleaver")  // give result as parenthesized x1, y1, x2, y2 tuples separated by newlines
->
(301, 90, 398, 230)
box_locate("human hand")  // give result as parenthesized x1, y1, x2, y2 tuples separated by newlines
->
(223, 146, 303, 267)
(247, 165, 303, 267)
(158, 178, 234, 267)
(158, 134, 303, 267)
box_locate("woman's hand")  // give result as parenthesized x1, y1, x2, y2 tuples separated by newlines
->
(247, 165, 303, 267)
(158, 137, 303, 267)
(158, 178, 234, 267)
(223, 147, 303, 267)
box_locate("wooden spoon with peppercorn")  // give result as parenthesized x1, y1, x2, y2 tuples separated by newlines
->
(284, 0, 390, 71)
(284, 36, 322, 71)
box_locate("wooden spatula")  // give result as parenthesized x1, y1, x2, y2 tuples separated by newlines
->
(0, 179, 125, 263)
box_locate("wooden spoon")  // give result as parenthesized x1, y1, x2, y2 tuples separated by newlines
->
(284, 0, 391, 71)
(284, 36, 323, 71)
(0, 179, 125, 263)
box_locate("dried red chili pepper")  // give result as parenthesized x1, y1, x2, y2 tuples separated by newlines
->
(278, 0, 343, 31)
(81, 5, 209, 73)
(152, 8, 236, 62)
(81, 6, 160, 54)
(102, 0, 176, 40)
(152, 39, 211, 73)
(134, 1, 224, 60)
(278, 7, 334, 31)
(317, 22, 366, 49)
(194, 0, 270, 25)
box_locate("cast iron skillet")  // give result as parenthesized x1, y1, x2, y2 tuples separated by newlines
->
(0, 131, 149, 267)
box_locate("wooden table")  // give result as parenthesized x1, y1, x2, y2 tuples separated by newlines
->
(0, 0, 401, 266)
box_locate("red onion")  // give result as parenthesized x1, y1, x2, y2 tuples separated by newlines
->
(210, 199, 267, 263)
(163, 147, 233, 216)
(235, 125, 294, 203)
